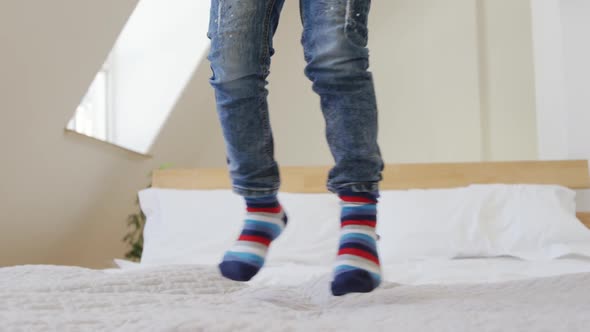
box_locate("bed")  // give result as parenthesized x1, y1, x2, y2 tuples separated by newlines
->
(2, 160, 590, 331)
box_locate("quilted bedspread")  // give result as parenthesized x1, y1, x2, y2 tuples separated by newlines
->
(1, 265, 589, 331)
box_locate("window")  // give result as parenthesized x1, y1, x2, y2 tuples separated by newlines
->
(67, 60, 112, 142)
(66, 0, 211, 154)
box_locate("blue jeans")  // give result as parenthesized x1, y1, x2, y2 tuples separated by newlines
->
(207, 0, 383, 197)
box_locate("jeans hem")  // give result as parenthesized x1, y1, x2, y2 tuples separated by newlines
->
(232, 186, 280, 198)
(328, 182, 380, 195)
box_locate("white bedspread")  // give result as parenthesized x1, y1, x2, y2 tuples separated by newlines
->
(1, 264, 589, 331)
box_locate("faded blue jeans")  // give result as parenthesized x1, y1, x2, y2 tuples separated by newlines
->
(207, 0, 383, 197)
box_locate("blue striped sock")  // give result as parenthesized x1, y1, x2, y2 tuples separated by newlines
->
(219, 195, 287, 282)
(331, 191, 382, 296)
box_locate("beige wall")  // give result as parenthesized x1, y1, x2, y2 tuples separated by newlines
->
(0, 0, 221, 267)
(478, 0, 538, 161)
(0, 0, 537, 267)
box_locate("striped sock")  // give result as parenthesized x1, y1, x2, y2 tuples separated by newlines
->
(331, 191, 382, 296)
(219, 195, 287, 282)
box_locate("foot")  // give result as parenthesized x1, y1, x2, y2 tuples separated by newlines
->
(331, 191, 381, 296)
(219, 195, 287, 282)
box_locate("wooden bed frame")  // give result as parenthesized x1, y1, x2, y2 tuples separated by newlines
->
(152, 160, 590, 229)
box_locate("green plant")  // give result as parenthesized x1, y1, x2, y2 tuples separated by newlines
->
(123, 206, 146, 261)
(123, 164, 173, 261)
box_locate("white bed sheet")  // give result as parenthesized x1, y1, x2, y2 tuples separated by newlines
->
(4, 262, 590, 331)
(116, 256, 590, 287)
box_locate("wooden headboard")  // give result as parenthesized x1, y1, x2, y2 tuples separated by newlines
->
(153, 160, 590, 228)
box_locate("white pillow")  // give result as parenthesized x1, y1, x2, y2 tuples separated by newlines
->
(377, 185, 590, 263)
(139, 185, 590, 267)
(139, 189, 243, 266)
(138, 189, 340, 266)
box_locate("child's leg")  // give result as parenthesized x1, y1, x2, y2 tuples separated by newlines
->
(207, 0, 286, 198)
(300, 0, 383, 295)
(207, 0, 287, 281)
(299, 0, 382, 198)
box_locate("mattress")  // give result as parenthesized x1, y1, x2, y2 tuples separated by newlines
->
(2, 258, 590, 331)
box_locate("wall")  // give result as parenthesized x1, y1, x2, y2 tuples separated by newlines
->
(532, 0, 590, 160)
(561, 0, 590, 211)
(478, 0, 538, 161)
(367, 0, 485, 163)
(530, 0, 590, 210)
(530, 0, 569, 160)
(0, 0, 538, 267)
(560, 0, 590, 159)
(0, 0, 220, 267)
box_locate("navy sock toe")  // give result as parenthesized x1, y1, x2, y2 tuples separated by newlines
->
(331, 270, 377, 296)
(219, 261, 260, 282)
